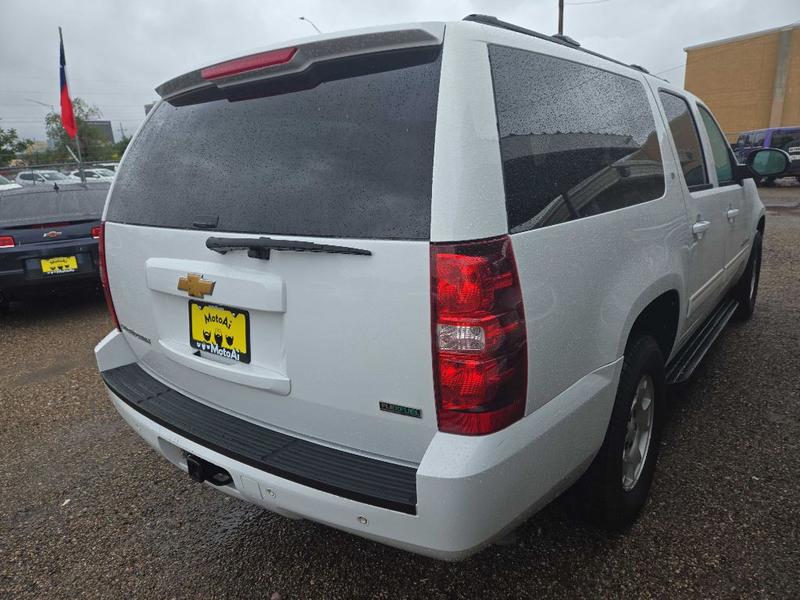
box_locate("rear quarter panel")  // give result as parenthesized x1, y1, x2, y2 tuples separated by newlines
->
(512, 198, 688, 413)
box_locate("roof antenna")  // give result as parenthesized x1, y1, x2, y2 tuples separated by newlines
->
(553, 0, 581, 46)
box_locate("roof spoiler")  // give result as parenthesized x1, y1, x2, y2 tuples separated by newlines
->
(156, 26, 443, 101)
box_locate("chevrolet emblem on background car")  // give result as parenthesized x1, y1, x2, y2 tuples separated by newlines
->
(43, 230, 62, 238)
(177, 273, 215, 298)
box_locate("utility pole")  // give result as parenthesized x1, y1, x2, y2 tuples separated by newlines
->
(558, 0, 564, 35)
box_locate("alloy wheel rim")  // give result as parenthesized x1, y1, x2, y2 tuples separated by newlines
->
(622, 374, 655, 492)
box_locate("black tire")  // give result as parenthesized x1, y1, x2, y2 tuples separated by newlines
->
(575, 335, 665, 531)
(0, 294, 9, 315)
(732, 231, 762, 321)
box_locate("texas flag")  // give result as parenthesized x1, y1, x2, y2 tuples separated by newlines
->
(59, 27, 77, 139)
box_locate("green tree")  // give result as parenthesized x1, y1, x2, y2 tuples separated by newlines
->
(0, 127, 33, 166)
(45, 97, 111, 161)
(111, 135, 131, 160)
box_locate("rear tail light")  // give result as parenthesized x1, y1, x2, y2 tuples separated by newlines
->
(0, 235, 15, 248)
(431, 236, 527, 435)
(98, 222, 120, 330)
(91, 225, 101, 239)
(201, 47, 297, 80)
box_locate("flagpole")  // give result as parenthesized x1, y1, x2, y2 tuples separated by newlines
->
(59, 26, 85, 183)
(75, 130, 85, 183)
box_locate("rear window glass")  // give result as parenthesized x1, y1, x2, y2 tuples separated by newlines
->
(0, 185, 108, 228)
(489, 45, 664, 233)
(106, 49, 442, 240)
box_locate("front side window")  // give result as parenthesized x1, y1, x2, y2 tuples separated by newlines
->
(750, 131, 766, 147)
(698, 106, 735, 185)
(658, 91, 708, 189)
(489, 45, 664, 233)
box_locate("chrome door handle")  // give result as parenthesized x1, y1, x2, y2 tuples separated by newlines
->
(727, 208, 740, 221)
(692, 220, 711, 239)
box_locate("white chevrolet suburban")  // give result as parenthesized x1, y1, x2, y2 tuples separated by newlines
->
(94, 16, 791, 560)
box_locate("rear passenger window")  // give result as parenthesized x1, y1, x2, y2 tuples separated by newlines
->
(698, 106, 735, 185)
(488, 45, 664, 233)
(658, 91, 708, 189)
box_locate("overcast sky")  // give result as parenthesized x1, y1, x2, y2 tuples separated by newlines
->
(2, 0, 798, 141)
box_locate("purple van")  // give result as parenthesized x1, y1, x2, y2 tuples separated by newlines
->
(733, 127, 800, 184)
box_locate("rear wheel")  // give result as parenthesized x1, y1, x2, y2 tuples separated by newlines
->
(576, 335, 665, 530)
(0, 292, 9, 315)
(732, 231, 762, 321)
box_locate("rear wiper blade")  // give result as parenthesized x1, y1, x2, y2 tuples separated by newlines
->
(205, 236, 372, 260)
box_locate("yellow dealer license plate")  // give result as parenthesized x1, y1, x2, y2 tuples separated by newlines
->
(189, 301, 251, 364)
(40, 256, 78, 274)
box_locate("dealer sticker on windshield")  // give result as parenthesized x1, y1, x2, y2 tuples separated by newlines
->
(189, 300, 250, 364)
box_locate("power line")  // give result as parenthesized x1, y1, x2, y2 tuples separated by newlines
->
(565, 0, 612, 5)
(653, 63, 685, 75)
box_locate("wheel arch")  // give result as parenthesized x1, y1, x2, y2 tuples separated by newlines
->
(618, 280, 682, 363)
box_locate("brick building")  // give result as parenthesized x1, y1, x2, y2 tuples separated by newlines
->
(684, 23, 800, 141)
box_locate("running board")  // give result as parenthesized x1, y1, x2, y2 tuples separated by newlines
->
(666, 298, 738, 384)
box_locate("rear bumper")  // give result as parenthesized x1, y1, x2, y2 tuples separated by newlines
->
(96, 329, 622, 560)
(0, 269, 99, 298)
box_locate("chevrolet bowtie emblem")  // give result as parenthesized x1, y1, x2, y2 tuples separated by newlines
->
(177, 273, 215, 298)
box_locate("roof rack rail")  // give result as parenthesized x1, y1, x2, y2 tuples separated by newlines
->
(462, 14, 658, 79)
(551, 33, 581, 47)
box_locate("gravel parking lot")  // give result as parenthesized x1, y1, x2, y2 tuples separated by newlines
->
(2, 188, 798, 599)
